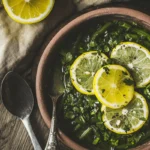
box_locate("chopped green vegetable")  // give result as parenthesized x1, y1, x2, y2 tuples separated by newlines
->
(123, 78, 134, 85)
(58, 20, 150, 149)
(144, 84, 150, 99)
(132, 28, 150, 41)
(61, 52, 73, 65)
(92, 137, 100, 145)
(110, 138, 119, 147)
(139, 117, 147, 121)
(118, 22, 131, 30)
(103, 132, 110, 141)
(122, 71, 128, 75)
(90, 22, 112, 47)
(125, 33, 138, 41)
(103, 66, 110, 74)
(79, 127, 92, 139)
(74, 124, 81, 131)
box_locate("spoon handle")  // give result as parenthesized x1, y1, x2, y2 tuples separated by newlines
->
(22, 117, 42, 150)
(45, 97, 58, 150)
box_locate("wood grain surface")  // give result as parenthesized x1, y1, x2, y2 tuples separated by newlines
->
(1, 1, 150, 150)
(0, 103, 45, 150)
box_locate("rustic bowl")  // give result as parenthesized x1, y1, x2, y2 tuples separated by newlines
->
(36, 7, 150, 150)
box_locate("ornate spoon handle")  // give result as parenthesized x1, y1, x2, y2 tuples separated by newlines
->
(45, 96, 60, 150)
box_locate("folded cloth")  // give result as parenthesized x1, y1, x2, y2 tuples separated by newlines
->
(0, 0, 74, 80)
(74, 0, 111, 10)
(74, 0, 131, 10)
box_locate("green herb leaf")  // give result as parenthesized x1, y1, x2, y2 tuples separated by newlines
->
(61, 52, 73, 65)
(122, 71, 128, 75)
(139, 117, 147, 121)
(123, 124, 131, 132)
(123, 78, 134, 85)
(144, 84, 150, 99)
(103, 66, 110, 74)
(103, 132, 110, 141)
(79, 127, 92, 139)
(92, 137, 100, 145)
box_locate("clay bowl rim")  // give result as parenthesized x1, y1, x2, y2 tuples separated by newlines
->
(36, 7, 150, 150)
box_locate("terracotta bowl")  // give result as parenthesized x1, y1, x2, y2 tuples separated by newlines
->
(36, 7, 150, 150)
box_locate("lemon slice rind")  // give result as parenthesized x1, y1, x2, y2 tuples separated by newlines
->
(111, 42, 150, 88)
(2, 0, 55, 24)
(70, 51, 108, 95)
(102, 92, 149, 134)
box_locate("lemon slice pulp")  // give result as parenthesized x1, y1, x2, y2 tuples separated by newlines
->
(93, 65, 134, 109)
(111, 42, 150, 88)
(70, 51, 108, 95)
(2, 0, 55, 24)
(102, 92, 149, 134)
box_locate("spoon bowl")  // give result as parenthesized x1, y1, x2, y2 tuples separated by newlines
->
(44, 63, 65, 150)
(1, 71, 34, 119)
(1, 71, 42, 150)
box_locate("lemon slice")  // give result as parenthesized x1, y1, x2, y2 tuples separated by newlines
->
(93, 65, 134, 109)
(2, 0, 55, 24)
(102, 92, 149, 134)
(70, 51, 108, 95)
(111, 42, 150, 88)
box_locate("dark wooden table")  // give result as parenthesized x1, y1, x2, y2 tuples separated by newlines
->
(0, 1, 150, 150)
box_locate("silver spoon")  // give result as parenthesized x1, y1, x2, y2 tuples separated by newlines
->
(44, 67, 65, 150)
(44, 95, 62, 150)
(1, 71, 42, 150)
